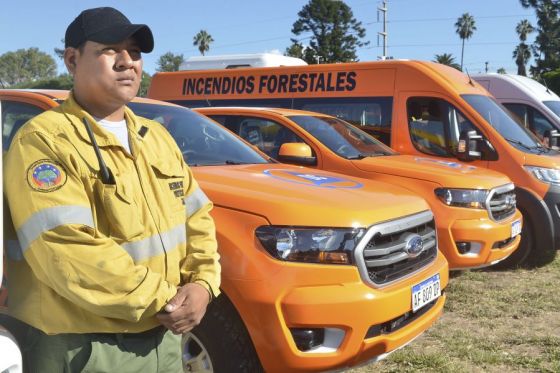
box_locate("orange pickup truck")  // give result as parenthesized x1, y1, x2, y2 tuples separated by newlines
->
(1, 90, 448, 372)
(196, 106, 522, 270)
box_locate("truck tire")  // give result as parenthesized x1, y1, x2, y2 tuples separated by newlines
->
(182, 293, 264, 373)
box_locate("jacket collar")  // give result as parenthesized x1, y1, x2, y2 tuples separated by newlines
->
(60, 92, 143, 148)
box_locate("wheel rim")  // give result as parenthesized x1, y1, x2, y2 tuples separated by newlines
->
(182, 332, 214, 373)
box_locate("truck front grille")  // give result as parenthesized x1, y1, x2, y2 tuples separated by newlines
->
(355, 210, 437, 286)
(487, 184, 516, 221)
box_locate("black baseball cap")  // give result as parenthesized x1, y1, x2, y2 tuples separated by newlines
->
(65, 7, 154, 53)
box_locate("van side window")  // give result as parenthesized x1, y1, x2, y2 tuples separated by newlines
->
(407, 97, 480, 157)
(294, 97, 393, 146)
(1, 101, 44, 151)
(503, 103, 554, 142)
(207, 115, 305, 158)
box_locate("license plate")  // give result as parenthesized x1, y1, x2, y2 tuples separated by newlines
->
(511, 219, 522, 238)
(412, 274, 441, 312)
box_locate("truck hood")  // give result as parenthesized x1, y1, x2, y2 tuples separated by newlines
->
(352, 155, 511, 189)
(523, 151, 560, 168)
(193, 163, 429, 227)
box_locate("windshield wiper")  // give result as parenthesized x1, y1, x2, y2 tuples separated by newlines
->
(224, 160, 252, 165)
(346, 154, 368, 160)
(505, 138, 542, 151)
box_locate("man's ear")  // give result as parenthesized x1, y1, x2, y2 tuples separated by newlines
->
(64, 47, 78, 75)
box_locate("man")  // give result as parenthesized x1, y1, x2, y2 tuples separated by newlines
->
(4, 7, 220, 372)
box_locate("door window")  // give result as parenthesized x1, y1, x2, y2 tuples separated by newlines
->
(294, 97, 393, 145)
(503, 103, 555, 142)
(208, 115, 305, 158)
(407, 97, 481, 157)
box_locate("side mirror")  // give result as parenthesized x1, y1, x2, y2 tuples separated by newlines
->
(457, 130, 482, 161)
(277, 143, 317, 165)
(544, 129, 560, 150)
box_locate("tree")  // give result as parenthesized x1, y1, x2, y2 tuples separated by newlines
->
(516, 19, 535, 42)
(455, 13, 477, 71)
(513, 20, 535, 76)
(54, 39, 65, 60)
(289, 0, 369, 64)
(519, 0, 560, 76)
(433, 53, 461, 70)
(156, 52, 184, 72)
(497, 67, 507, 74)
(138, 72, 152, 97)
(193, 30, 214, 56)
(0, 48, 57, 87)
(14, 73, 73, 90)
(513, 44, 532, 76)
(285, 42, 318, 63)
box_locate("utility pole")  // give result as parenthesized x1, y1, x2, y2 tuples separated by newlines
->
(377, 0, 388, 60)
(485, 61, 489, 73)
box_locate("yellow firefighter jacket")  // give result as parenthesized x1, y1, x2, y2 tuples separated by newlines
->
(4, 93, 220, 334)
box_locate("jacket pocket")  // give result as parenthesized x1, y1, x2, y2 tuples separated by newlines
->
(150, 160, 186, 221)
(97, 172, 144, 241)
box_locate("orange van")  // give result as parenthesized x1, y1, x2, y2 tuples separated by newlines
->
(1, 90, 448, 372)
(195, 106, 522, 270)
(149, 60, 559, 267)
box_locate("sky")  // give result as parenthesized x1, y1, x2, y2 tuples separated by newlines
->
(0, 0, 538, 76)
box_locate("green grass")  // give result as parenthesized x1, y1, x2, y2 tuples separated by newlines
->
(348, 254, 560, 372)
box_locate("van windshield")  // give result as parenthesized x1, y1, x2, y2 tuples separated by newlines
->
(461, 94, 545, 153)
(128, 103, 268, 166)
(288, 115, 395, 159)
(543, 100, 560, 119)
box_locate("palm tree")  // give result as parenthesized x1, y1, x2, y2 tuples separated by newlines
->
(433, 53, 461, 70)
(513, 44, 532, 76)
(455, 13, 477, 71)
(516, 19, 534, 42)
(193, 30, 214, 56)
(512, 20, 534, 76)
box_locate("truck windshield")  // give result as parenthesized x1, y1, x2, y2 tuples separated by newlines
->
(543, 100, 560, 119)
(461, 94, 544, 153)
(128, 103, 268, 166)
(288, 115, 395, 159)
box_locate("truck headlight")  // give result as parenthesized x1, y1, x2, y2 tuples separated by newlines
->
(255, 226, 365, 264)
(524, 166, 560, 185)
(434, 188, 489, 209)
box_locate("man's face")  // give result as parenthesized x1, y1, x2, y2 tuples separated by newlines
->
(66, 38, 143, 110)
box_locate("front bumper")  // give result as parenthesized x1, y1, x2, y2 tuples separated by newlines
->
(436, 209, 523, 269)
(226, 252, 448, 373)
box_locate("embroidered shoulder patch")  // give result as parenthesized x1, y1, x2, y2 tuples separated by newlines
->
(27, 160, 67, 192)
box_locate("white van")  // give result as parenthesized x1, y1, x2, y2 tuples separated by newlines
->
(180, 53, 308, 71)
(473, 73, 560, 143)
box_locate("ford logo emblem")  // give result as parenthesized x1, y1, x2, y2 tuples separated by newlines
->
(404, 234, 424, 258)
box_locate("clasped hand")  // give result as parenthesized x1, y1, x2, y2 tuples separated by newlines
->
(156, 282, 210, 334)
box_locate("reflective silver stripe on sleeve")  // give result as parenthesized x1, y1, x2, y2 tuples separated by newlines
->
(6, 240, 23, 261)
(184, 187, 210, 218)
(121, 224, 186, 263)
(16, 205, 95, 253)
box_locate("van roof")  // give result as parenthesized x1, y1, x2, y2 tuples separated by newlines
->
(179, 53, 308, 70)
(472, 73, 560, 102)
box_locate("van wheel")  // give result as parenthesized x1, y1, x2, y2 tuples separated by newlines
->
(182, 294, 263, 373)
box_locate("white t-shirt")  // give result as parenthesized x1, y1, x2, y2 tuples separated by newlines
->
(96, 118, 131, 154)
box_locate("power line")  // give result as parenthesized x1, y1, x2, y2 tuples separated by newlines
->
(365, 13, 535, 25)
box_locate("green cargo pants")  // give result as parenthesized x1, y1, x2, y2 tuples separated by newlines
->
(20, 325, 182, 373)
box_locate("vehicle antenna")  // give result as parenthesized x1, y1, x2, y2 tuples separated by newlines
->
(465, 68, 475, 87)
(541, 76, 552, 95)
